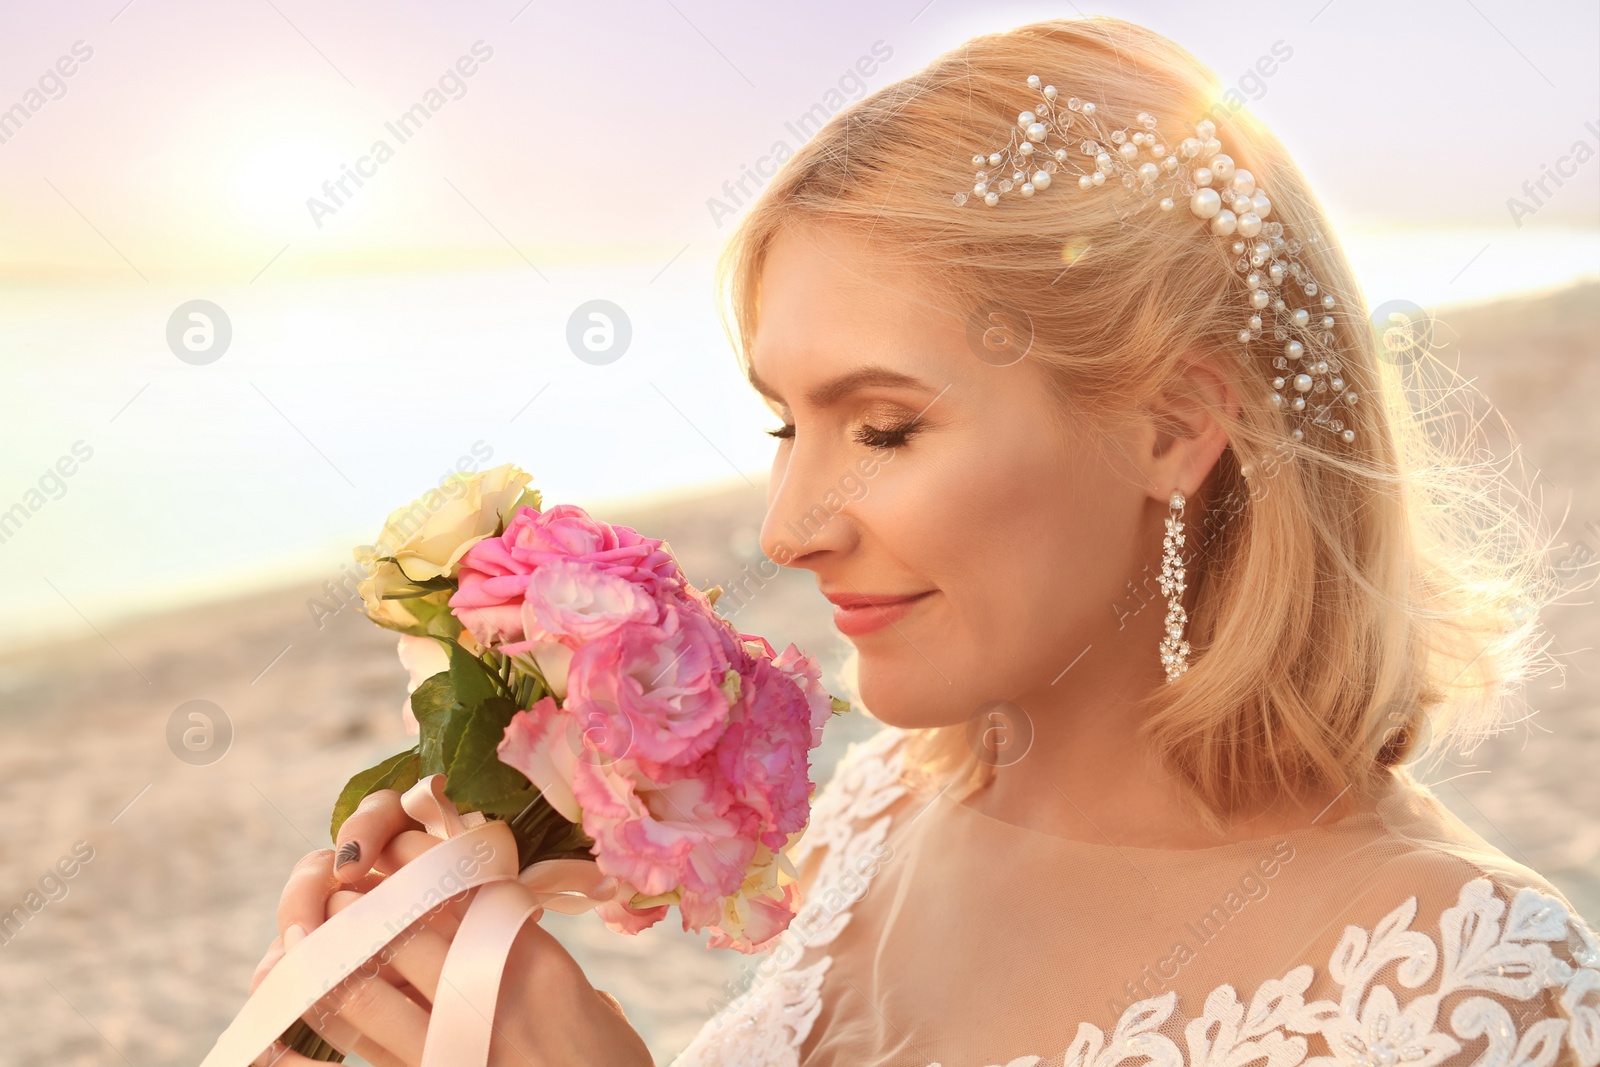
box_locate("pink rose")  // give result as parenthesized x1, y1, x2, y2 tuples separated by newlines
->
(498, 698, 758, 925)
(570, 755, 757, 926)
(739, 632, 777, 660)
(772, 643, 835, 749)
(706, 882, 798, 953)
(565, 601, 736, 768)
(504, 558, 660, 652)
(504, 504, 681, 591)
(715, 658, 815, 849)
(449, 504, 683, 651)
(594, 897, 670, 936)
(497, 696, 583, 822)
(478, 505, 841, 953)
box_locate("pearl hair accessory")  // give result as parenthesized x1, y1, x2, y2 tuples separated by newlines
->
(951, 75, 1358, 445)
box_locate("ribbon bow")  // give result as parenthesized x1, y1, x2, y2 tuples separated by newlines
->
(200, 775, 623, 1066)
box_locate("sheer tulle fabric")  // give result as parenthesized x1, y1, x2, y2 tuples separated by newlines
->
(673, 727, 1600, 1067)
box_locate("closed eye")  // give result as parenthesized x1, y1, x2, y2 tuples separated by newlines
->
(853, 421, 919, 451)
(766, 420, 919, 450)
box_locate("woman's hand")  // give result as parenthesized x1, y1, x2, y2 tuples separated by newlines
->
(249, 790, 654, 1067)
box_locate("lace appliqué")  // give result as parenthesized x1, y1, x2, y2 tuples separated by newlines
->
(1020, 879, 1600, 1067)
(672, 727, 911, 1067)
(669, 957, 833, 1066)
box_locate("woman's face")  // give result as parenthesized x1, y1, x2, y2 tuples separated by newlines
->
(750, 222, 1162, 730)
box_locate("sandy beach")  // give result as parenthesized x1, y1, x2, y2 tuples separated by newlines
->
(0, 280, 1594, 1066)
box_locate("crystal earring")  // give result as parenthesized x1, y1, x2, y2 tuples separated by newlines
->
(1158, 490, 1191, 683)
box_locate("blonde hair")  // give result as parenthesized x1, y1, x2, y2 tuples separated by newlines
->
(715, 16, 1562, 830)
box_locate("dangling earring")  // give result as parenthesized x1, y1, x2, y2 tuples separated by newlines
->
(1158, 490, 1191, 683)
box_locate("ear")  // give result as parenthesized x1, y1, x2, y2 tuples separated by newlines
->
(1137, 350, 1239, 503)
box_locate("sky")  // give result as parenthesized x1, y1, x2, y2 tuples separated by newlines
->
(0, 0, 1596, 643)
(0, 0, 1594, 280)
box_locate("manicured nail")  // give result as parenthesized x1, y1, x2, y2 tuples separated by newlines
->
(334, 840, 361, 870)
(283, 923, 306, 951)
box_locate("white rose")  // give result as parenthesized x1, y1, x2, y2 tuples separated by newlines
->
(354, 463, 535, 630)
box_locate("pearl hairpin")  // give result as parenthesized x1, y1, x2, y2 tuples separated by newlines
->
(951, 74, 1358, 445)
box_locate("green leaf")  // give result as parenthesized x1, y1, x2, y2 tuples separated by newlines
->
(446, 637, 511, 706)
(441, 693, 543, 818)
(413, 638, 513, 775)
(831, 695, 852, 716)
(407, 639, 542, 817)
(410, 671, 457, 776)
(387, 635, 578, 857)
(329, 747, 422, 841)
(405, 593, 464, 640)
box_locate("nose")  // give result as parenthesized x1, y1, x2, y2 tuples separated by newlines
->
(758, 443, 857, 571)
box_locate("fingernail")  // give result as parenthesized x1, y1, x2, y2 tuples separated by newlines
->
(334, 840, 361, 870)
(284, 923, 306, 951)
(254, 1039, 288, 1066)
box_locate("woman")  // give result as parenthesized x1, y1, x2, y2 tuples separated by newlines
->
(252, 16, 1598, 1067)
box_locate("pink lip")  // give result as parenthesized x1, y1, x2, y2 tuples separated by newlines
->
(826, 590, 935, 636)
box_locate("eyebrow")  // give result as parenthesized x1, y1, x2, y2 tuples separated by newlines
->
(745, 364, 932, 408)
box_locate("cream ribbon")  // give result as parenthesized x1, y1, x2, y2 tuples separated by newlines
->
(199, 774, 623, 1066)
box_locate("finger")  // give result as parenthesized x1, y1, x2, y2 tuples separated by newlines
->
(324, 888, 452, 1006)
(305, 967, 428, 1066)
(277, 850, 336, 937)
(253, 916, 313, 998)
(333, 790, 423, 884)
(343, 1035, 412, 1067)
(368, 827, 476, 934)
(376, 915, 452, 1007)
(372, 828, 448, 875)
(595, 988, 630, 1020)
(249, 937, 284, 995)
(319, 889, 424, 992)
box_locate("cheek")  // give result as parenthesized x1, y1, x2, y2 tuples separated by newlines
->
(877, 414, 1140, 642)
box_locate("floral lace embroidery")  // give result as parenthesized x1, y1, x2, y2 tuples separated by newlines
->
(1009, 878, 1600, 1067)
(668, 957, 833, 1066)
(674, 728, 1600, 1067)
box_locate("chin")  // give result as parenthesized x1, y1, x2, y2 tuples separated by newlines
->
(849, 647, 975, 731)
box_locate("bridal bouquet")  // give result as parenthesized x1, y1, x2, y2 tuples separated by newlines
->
(266, 462, 848, 1060)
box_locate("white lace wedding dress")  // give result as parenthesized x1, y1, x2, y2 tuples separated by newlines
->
(672, 726, 1600, 1067)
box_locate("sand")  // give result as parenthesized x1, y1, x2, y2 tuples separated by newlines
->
(0, 280, 1593, 1065)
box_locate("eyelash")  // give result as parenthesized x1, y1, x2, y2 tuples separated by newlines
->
(764, 420, 920, 451)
